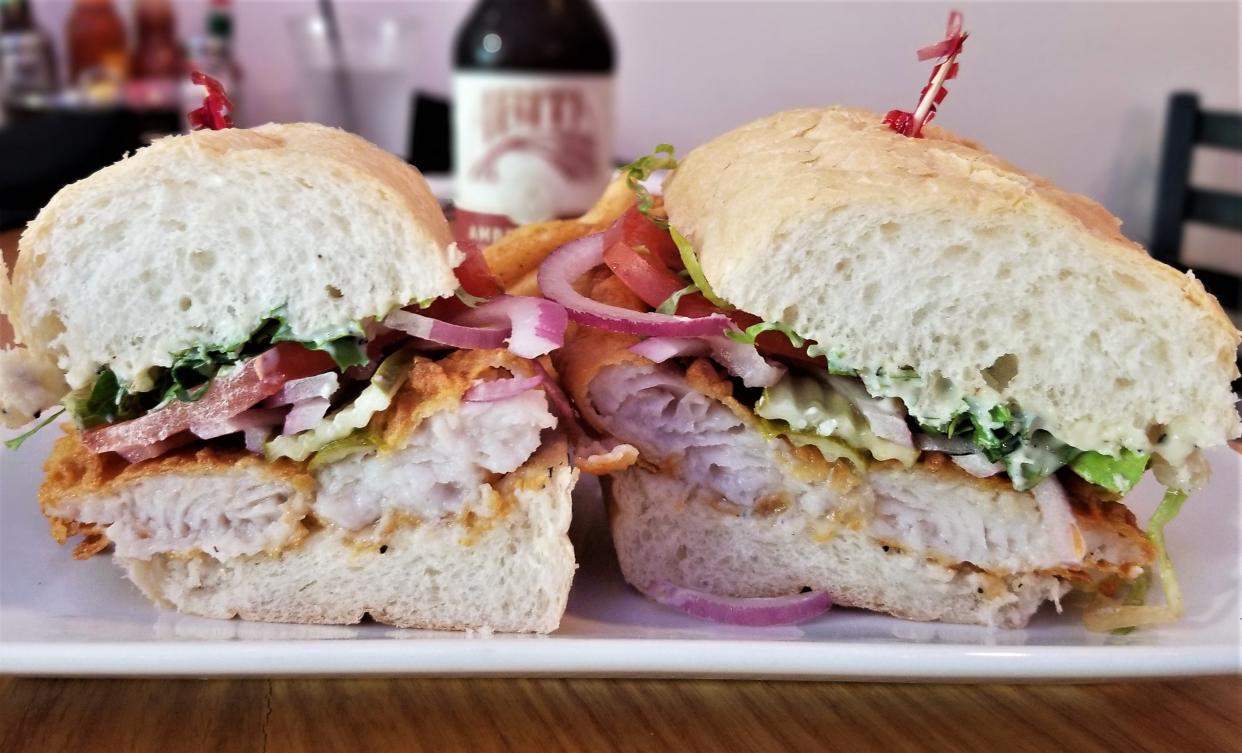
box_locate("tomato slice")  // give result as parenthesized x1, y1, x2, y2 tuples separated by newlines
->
(82, 343, 335, 454)
(603, 241, 686, 309)
(454, 239, 503, 298)
(604, 207, 682, 271)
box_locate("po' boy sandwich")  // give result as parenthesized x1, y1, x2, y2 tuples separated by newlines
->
(526, 104, 1239, 629)
(1, 94, 577, 632)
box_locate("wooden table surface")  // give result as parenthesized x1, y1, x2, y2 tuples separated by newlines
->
(0, 676, 1238, 753)
(1, 227, 1239, 751)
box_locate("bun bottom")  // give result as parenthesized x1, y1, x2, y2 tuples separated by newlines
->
(606, 468, 1070, 629)
(121, 463, 578, 634)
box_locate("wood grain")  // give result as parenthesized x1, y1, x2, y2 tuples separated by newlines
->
(1, 676, 1238, 752)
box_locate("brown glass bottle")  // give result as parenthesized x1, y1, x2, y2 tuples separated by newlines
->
(131, 0, 182, 81)
(452, 0, 615, 246)
(65, 0, 127, 85)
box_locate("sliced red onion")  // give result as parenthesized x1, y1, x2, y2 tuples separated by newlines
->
(629, 335, 785, 388)
(455, 295, 567, 358)
(464, 374, 542, 402)
(263, 372, 339, 407)
(190, 408, 286, 440)
(914, 432, 975, 455)
(646, 580, 831, 627)
(382, 309, 507, 351)
(826, 376, 913, 447)
(243, 426, 271, 454)
(519, 362, 566, 421)
(537, 233, 731, 337)
(629, 336, 710, 363)
(283, 397, 331, 435)
(1031, 475, 1083, 564)
(115, 433, 195, 463)
(951, 452, 1004, 478)
(705, 335, 786, 388)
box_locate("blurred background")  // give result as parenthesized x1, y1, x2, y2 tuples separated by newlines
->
(1, 1, 1238, 295)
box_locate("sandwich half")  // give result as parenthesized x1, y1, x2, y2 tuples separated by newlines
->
(1, 122, 576, 632)
(531, 107, 1239, 629)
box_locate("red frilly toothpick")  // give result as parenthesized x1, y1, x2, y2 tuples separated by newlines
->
(883, 11, 967, 138)
(187, 71, 234, 131)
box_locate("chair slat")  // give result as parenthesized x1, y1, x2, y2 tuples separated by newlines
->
(1186, 188, 1242, 232)
(1196, 111, 1242, 150)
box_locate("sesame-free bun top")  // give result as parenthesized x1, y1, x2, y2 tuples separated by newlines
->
(662, 106, 1240, 457)
(3, 122, 460, 396)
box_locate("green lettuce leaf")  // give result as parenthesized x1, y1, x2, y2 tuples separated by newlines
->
(1069, 449, 1150, 495)
(656, 284, 699, 315)
(621, 144, 678, 227)
(725, 320, 806, 349)
(669, 227, 730, 309)
(65, 309, 367, 429)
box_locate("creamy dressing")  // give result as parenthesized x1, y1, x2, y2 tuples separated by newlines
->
(755, 372, 918, 466)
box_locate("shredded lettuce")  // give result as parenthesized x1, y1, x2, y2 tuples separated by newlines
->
(725, 320, 806, 349)
(1069, 449, 1149, 495)
(265, 345, 415, 463)
(64, 309, 367, 429)
(621, 144, 678, 227)
(656, 284, 699, 315)
(1084, 488, 1188, 632)
(3, 408, 66, 450)
(805, 345, 858, 376)
(669, 227, 730, 309)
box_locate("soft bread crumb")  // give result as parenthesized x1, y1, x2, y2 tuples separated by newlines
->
(663, 106, 1241, 456)
(8, 123, 458, 392)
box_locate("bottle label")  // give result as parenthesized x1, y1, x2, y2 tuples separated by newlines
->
(452, 71, 614, 238)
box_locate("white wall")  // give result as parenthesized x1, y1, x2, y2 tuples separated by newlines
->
(28, 1, 1242, 248)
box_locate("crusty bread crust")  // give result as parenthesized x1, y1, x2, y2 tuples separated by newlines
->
(607, 468, 1071, 629)
(663, 106, 1240, 456)
(6, 122, 460, 398)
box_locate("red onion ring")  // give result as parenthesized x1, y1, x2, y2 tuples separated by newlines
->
(951, 452, 1004, 478)
(382, 309, 507, 351)
(629, 336, 710, 363)
(191, 407, 286, 440)
(538, 233, 731, 337)
(528, 360, 577, 426)
(646, 581, 831, 626)
(454, 295, 567, 358)
(464, 374, 543, 403)
(243, 426, 271, 454)
(707, 335, 787, 388)
(629, 334, 785, 388)
(282, 397, 331, 435)
(263, 372, 339, 407)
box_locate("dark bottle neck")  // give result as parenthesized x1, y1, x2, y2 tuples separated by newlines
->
(454, 0, 614, 73)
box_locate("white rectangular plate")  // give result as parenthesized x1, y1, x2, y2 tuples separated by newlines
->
(1, 428, 1238, 680)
